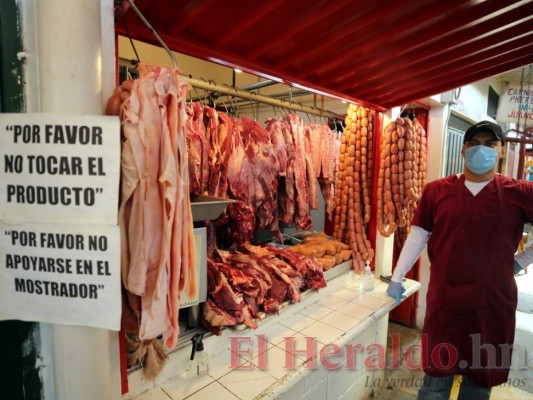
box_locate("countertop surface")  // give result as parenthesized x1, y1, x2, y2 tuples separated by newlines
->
(124, 271, 421, 400)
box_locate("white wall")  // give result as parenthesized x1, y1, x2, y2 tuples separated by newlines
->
(31, 1, 121, 399)
(451, 76, 504, 123)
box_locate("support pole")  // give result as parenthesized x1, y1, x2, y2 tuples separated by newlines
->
(35, 0, 120, 399)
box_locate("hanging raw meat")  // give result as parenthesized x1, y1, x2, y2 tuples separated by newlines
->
(319, 125, 340, 220)
(284, 114, 312, 230)
(186, 101, 208, 195)
(112, 63, 195, 376)
(222, 114, 254, 203)
(267, 118, 295, 226)
(304, 125, 319, 210)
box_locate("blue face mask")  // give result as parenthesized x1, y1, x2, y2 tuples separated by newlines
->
(464, 145, 499, 174)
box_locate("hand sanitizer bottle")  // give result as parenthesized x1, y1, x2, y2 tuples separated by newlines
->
(360, 262, 374, 292)
(189, 333, 208, 377)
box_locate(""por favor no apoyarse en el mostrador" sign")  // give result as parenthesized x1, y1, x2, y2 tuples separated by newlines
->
(0, 113, 121, 330)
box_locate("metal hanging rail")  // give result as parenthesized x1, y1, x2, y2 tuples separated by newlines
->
(119, 58, 342, 119)
(183, 75, 341, 119)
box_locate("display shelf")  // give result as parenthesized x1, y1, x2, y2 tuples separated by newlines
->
(190, 195, 236, 221)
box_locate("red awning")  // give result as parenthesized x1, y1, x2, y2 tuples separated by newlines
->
(116, 0, 533, 110)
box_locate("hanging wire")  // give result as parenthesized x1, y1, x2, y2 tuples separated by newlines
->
(231, 87, 240, 116)
(219, 93, 230, 114)
(116, 1, 140, 64)
(125, 0, 178, 69)
(192, 85, 202, 106)
(249, 97, 259, 121)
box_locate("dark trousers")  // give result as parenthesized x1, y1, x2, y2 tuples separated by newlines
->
(417, 374, 491, 400)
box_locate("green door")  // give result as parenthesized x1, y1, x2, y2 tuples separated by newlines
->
(0, 1, 43, 398)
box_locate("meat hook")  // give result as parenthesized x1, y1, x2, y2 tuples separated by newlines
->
(126, 0, 178, 69)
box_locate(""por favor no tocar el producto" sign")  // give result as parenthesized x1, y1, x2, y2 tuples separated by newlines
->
(0, 113, 121, 330)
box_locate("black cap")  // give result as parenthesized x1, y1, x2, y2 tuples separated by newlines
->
(463, 120, 505, 144)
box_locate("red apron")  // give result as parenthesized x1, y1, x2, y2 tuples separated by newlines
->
(419, 174, 522, 388)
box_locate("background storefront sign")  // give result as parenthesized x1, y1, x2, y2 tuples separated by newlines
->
(0, 221, 121, 330)
(0, 113, 120, 224)
(497, 83, 533, 124)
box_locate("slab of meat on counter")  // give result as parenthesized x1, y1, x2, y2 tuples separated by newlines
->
(203, 243, 326, 334)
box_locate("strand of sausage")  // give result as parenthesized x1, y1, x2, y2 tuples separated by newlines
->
(334, 127, 349, 241)
(360, 108, 373, 224)
(378, 117, 427, 246)
(333, 104, 374, 272)
(377, 120, 396, 236)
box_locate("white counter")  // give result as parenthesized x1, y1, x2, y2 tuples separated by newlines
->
(124, 271, 420, 400)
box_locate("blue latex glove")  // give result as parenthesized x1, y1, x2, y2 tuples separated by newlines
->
(514, 260, 523, 275)
(387, 281, 406, 305)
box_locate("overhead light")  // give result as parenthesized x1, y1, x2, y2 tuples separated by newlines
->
(234, 68, 242, 73)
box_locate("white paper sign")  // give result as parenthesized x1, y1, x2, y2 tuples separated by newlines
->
(0, 221, 121, 330)
(496, 84, 533, 124)
(0, 113, 120, 225)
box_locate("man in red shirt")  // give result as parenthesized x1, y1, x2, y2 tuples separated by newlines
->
(387, 121, 533, 400)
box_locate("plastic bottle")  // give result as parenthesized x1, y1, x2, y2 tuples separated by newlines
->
(189, 332, 209, 377)
(360, 262, 374, 292)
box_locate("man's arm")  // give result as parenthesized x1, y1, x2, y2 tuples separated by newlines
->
(387, 225, 430, 305)
(391, 225, 430, 282)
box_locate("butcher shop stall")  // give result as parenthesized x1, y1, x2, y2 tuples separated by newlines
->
(1, 1, 532, 400)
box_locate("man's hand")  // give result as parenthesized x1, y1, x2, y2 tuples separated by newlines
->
(387, 281, 406, 305)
